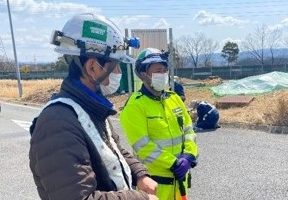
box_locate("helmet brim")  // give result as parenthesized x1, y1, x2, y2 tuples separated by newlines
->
(141, 56, 167, 65)
(120, 54, 136, 64)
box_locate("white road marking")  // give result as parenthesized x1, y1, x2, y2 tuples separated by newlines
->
(1, 101, 42, 110)
(11, 118, 118, 133)
(12, 119, 32, 132)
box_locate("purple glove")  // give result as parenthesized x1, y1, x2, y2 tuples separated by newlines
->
(171, 158, 190, 180)
(178, 153, 197, 168)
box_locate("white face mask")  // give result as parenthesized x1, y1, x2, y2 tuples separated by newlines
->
(100, 73, 122, 95)
(151, 72, 169, 91)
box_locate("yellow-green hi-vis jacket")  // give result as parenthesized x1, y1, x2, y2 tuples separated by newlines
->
(120, 90, 198, 178)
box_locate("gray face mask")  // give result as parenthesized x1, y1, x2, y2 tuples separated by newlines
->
(100, 73, 122, 95)
(151, 72, 169, 91)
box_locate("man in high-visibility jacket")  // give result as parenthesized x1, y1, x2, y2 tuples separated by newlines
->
(120, 48, 198, 200)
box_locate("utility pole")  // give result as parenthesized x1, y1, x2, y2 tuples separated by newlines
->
(168, 28, 175, 91)
(125, 28, 132, 94)
(34, 54, 37, 69)
(7, 0, 22, 97)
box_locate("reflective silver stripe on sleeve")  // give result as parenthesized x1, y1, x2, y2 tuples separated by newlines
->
(142, 148, 162, 164)
(208, 106, 216, 114)
(133, 136, 150, 152)
(203, 107, 216, 120)
(184, 133, 196, 142)
(154, 136, 183, 148)
(184, 125, 193, 133)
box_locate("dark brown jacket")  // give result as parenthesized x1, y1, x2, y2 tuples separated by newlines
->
(29, 78, 149, 200)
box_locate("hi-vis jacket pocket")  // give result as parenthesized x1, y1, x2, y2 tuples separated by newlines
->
(147, 116, 169, 137)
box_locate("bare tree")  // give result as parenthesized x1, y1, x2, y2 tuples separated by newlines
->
(242, 25, 268, 66)
(283, 36, 288, 47)
(242, 24, 283, 67)
(177, 33, 206, 68)
(0, 37, 14, 72)
(0, 56, 14, 72)
(172, 42, 188, 69)
(202, 39, 219, 67)
(172, 44, 184, 69)
(268, 28, 282, 66)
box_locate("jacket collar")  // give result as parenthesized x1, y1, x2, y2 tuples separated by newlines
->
(57, 78, 117, 121)
(139, 84, 170, 101)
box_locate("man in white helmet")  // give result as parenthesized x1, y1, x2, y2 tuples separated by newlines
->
(29, 13, 158, 200)
(120, 48, 198, 200)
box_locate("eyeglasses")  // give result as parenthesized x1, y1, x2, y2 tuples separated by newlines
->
(94, 60, 105, 71)
(95, 59, 121, 74)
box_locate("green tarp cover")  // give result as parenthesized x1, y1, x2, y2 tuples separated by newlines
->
(211, 71, 288, 96)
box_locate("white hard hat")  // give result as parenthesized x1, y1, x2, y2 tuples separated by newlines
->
(51, 13, 139, 63)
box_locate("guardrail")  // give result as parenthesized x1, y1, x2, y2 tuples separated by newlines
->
(0, 71, 68, 80)
(1, 64, 288, 80)
(175, 64, 288, 79)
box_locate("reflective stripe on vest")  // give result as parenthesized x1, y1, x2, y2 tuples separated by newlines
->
(43, 98, 132, 190)
(133, 136, 150, 152)
(134, 134, 196, 164)
(133, 127, 196, 163)
(142, 147, 162, 164)
(183, 125, 196, 142)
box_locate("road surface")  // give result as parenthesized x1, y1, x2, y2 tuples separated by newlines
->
(0, 101, 287, 200)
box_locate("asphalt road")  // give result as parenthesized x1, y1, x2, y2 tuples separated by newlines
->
(0, 101, 287, 200)
(0, 102, 41, 200)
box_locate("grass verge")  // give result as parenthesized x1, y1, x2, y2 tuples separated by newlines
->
(1, 79, 288, 126)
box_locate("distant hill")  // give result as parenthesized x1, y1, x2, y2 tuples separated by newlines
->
(184, 48, 288, 67)
(17, 48, 288, 68)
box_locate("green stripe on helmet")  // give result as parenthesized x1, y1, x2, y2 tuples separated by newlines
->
(82, 21, 107, 42)
(137, 50, 148, 60)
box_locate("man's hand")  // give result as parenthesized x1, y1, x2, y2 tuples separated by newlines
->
(137, 176, 158, 195)
(171, 158, 190, 180)
(178, 153, 197, 168)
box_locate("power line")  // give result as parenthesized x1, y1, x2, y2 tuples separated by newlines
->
(2, 3, 288, 10)
(1, 1, 288, 14)
(1, 0, 288, 10)
(0, 9, 287, 19)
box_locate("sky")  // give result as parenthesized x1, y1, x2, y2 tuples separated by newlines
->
(1, 0, 288, 63)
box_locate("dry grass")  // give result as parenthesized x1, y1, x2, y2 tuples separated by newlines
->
(0, 79, 62, 104)
(0, 79, 20, 98)
(1, 79, 288, 126)
(105, 85, 288, 126)
(263, 91, 288, 126)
